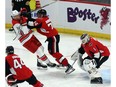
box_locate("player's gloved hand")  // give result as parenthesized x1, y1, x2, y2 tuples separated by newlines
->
(20, 12, 28, 17)
(6, 74, 17, 86)
(28, 21, 34, 26)
(27, 21, 42, 29)
(36, 23, 42, 28)
(20, 8, 27, 13)
(20, 8, 31, 18)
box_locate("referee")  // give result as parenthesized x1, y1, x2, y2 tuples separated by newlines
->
(12, 0, 31, 12)
(9, 0, 31, 31)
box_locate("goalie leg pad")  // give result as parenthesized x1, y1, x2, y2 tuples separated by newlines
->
(83, 58, 97, 72)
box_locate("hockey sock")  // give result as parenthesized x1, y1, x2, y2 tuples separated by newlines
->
(61, 58, 69, 66)
(56, 57, 69, 66)
(37, 55, 51, 64)
(51, 52, 69, 66)
(33, 81, 43, 87)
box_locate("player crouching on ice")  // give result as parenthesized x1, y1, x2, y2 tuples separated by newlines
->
(71, 33, 110, 84)
(5, 46, 44, 87)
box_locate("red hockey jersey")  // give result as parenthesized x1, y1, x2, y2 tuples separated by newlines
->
(36, 16, 58, 38)
(82, 37, 110, 58)
(6, 54, 32, 80)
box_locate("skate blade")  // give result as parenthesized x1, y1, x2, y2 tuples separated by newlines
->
(91, 82, 103, 84)
(66, 68, 75, 75)
(37, 67, 48, 70)
(47, 64, 61, 68)
(56, 65, 66, 69)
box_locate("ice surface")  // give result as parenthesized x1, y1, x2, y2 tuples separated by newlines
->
(5, 30, 111, 87)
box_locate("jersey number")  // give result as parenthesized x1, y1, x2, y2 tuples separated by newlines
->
(46, 19, 53, 29)
(14, 59, 25, 69)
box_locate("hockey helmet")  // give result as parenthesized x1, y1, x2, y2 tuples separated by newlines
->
(11, 10, 20, 17)
(37, 9, 47, 16)
(102, 7, 107, 11)
(80, 33, 90, 44)
(6, 46, 14, 54)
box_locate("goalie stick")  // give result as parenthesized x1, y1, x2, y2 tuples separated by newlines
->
(70, 50, 80, 67)
(71, 59, 77, 67)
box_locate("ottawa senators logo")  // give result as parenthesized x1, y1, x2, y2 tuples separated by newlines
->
(99, 7, 111, 29)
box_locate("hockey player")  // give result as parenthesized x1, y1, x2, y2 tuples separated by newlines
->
(27, 9, 75, 74)
(11, 10, 57, 69)
(10, 0, 31, 31)
(5, 46, 43, 87)
(71, 33, 110, 84)
(12, 0, 31, 12)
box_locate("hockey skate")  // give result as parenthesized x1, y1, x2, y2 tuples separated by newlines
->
(89, 68, 103, 84)
(47, 62, 57, 68)
(91, 77, 103, 84)
(65, 64, 75, 74)
(37, 61, 47, 69)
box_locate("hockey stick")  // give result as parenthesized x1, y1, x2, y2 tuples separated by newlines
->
(13, 35, 18, 41)
(71, 59, 77, 67)
(13, 26, 23, 41)
(13, 1, 58, 40)
(13, 29, 18, 41)
(30, 0, 58, 13)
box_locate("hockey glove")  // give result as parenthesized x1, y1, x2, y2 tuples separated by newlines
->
(6, 74, 17, 86)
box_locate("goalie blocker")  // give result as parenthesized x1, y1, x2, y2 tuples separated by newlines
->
(71, 33, 110, 84)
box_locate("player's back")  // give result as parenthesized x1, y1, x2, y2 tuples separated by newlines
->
(36, 16, 58, 37)
(6, 54, 32, 80)
(82, 37, 110, 57)
(93, 38, 110, 56)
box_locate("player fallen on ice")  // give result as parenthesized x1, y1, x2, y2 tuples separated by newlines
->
(71, 33, 110, 84)
(11, 10, 57, 69)
(5, 46, 44, 87)
(27, 9, 75, 74)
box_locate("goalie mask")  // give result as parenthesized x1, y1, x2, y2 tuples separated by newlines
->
(80, 33, 90, 44)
